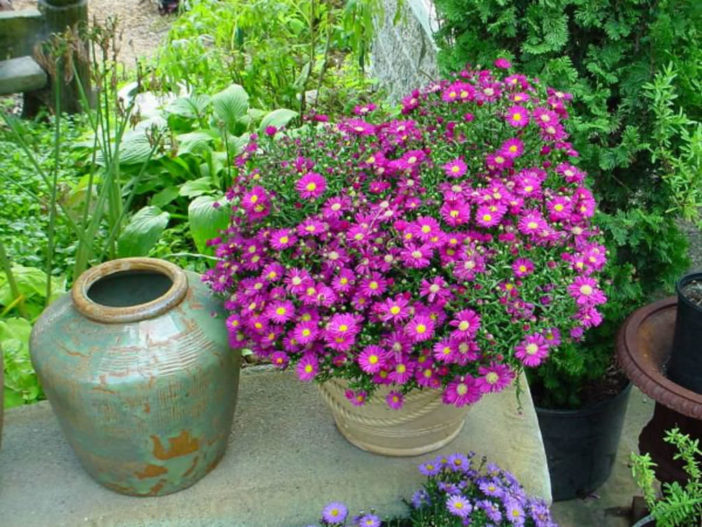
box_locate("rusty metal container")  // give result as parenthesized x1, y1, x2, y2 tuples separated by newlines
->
(30, 258, 240, 496)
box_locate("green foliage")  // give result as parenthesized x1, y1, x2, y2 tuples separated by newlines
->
(632, 428, 702, 526)
(432, 0, 701, 406)
(151, 0, 381, 116)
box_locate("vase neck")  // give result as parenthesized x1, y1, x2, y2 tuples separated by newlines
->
(71, 258, 188, 323)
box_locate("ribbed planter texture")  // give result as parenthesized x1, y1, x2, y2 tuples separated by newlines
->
(318, 379, 470, 456)
(667, 272, 702, 393)
(536, 383, 631, 501)
(30, 258, 241, 496)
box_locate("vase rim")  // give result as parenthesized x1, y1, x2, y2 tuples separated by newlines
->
(71, 257, 188, 323)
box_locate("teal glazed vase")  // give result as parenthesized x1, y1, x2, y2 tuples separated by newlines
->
(30, 258, 240, 496)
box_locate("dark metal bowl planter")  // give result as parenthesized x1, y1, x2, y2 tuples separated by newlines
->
(30, 258, 241, 496)
(617, 296, 702, 485)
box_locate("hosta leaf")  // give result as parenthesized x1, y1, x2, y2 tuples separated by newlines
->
(117, 206, 170, 257)
(212, 84, 249, 132)
(259, 108, 298, 133)
(188, 195, 231, 254)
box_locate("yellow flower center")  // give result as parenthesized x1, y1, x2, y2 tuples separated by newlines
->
(482, 214, 492, 222)
(459, 321, 470, 331)
(416, 324, 427, 334)
(304, 364, 313, 373)
(526, 343, 539, 355)
(339, 324, 348, 332)
(456, 383, 468, 395)
(305, 182, 316, 191)
(580, 285, 593, 296)
(397, 364, 406, 373)
(512, 113, 522, 121)
(527, 221, 538, 230)
(486, 372, 499, 384)
(276, 307, 286, 315)
(302, 329, 311, 337)
(390, 306, 401, 315)
(369, 281, 378, 290)
(250, 195, 258, 203)
(368, 355, 378, 364)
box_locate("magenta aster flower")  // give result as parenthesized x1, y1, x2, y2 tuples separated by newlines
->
(405, 315, 435, 342)
(475, 204, 506, 228)
(515, 334, 549, 367)
(400, 244, 433, 269)
(449, 309, 481, 340)
(443, 375, 481, 407)
(568, 276, 606, 306)
(265, 300, 295, 324)
(494, 57, 512, 69)
(270, 351, 289, 368)
(296, 354, 318, 382)
(358, 345, 387, 374)
(292, 321, 318, 345)
(326, 313, 360, 337)
(386, 390, 404, 410)
(345, 389, 367, 406)
(376, 295, 410, 322)
(500, 137, 524, 158)
(321, 502, 347, 524)
(442, 158, 467, 178)
(295, 172, 327, 199)
(359, 273, 388, 298)
(388, 359, 414, 384)
(506, 105, 529, 127)
(476, 363, 515, 393)
(512, 258, 534, 277)
(446, 495, 472, 518)
(433, 338, 458, 363)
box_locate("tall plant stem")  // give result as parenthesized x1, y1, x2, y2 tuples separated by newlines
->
(45, 58, 63, 304)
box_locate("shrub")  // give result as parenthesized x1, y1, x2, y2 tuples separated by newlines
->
(432, 0, 700, 406)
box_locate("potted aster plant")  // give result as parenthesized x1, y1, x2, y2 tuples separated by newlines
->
(205, 62, 606, 456)
(309, 452, 558, 526)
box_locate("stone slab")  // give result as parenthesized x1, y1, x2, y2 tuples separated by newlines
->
(0, 10, 44, 60)
(0, 368, 550, 527)
(0, 56, 47, 95)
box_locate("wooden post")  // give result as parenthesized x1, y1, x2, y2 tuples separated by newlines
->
(35, 0, 89, 114)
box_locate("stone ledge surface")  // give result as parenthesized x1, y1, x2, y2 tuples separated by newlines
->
(0, 368, 550, 527)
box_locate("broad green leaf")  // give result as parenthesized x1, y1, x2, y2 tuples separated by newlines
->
(113, 130, 155, 166)
(177, 131, 215, 155)
(1, 317, 41, 408)
(117, 206, 170, 258)
(166, 95, 212, 119)
(151, 186, 181, 208)
(188, 195, 231, 254)
(259, 108, 298, 133)
(179, 177, 214, 198)
(212, 84, 249, 132)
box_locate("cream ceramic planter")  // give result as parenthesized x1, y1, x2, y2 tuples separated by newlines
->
(318, 379, 470, 456)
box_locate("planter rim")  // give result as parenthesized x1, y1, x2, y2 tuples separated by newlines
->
(71, 257, 188, 324)
(616, 296, 702, 419)
(535, 381, 631, 417)
(676, 271, 702, 313)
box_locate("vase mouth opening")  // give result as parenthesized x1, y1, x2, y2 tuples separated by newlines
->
(72, 258, 188, 323)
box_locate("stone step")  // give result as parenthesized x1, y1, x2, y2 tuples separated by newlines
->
(0, 56, 47, 96)
(0, 367, 550, 527)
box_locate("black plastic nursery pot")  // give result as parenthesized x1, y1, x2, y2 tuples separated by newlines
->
(667, 272, 702, 394)
(536, 383, 632, 501)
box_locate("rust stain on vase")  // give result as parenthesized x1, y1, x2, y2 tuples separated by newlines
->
(151, 430, 200, 460)
(182, 456, 200, 477)
(148, 479, 167, 496)
(136, 464, 168, 479)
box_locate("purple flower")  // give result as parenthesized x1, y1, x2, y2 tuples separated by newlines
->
(296, 172, 327, 200)
(356, 514, 381, 527)
(446, 494, 472, 518)
(321, 502, 348, 524)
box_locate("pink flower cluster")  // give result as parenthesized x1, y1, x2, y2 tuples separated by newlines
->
(205, 63, 607, 409)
